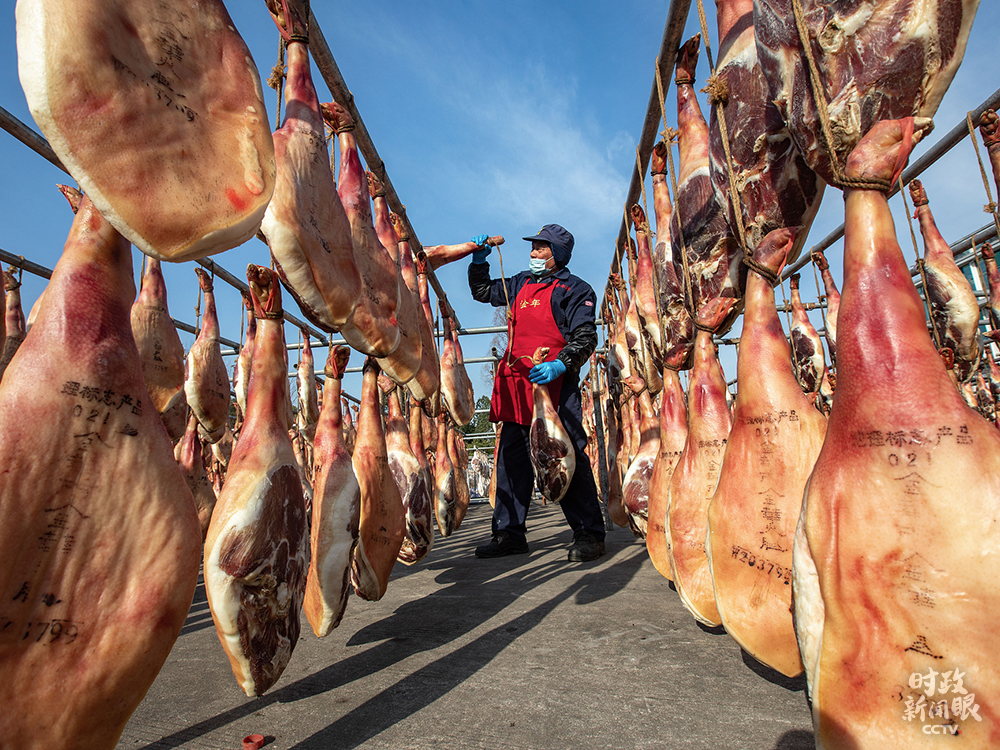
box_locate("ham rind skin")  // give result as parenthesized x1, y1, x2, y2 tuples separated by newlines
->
(131, 258, 186, 425)
(672, 35, 743, 333)
(185, 268, 231, 444)
(788, 273, 827, 399)
(350, 359, 405, 601)
(177, 414, 218, 541)
(646, 368, 688, 580)
(909, 179, 981, 379)
(204, 266, 307, 698)
(304, 346, 360, 637)
(0, 268, 25, 380)
(16, 0, 276, 262)
(668, 311, 733, 627)
(707, 229, 825, 678)
(709, 0, 824, 265)
(621, 389, 660, 538)
(260, 19, 361, 333)
(323, 102, 401, 358)
(753, 0, 980, 187)
(795, 119, 1000, 748)
(0, 190, 201, 748)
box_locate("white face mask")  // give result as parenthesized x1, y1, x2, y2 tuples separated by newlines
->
(529, 257, 550, 276)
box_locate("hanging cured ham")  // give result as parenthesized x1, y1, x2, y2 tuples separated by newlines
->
(350, 359, 405, 601)
(391, 213, 440, 405)
(449, 423, 471, 529)
(0, 186, 200, 747)
(668, 303, 734, 627)
(433, 414, 458, 536)
(621, 390, 659, 538)
(671, 35, 742, 333)
(754, 0, 979, 188)
(233, 291, 255, 430)
(980, 243, 1000, 333)
(341, 397, 357, 455)
(0, 268, 25, 379)
(290, 427, 313, 510)
(322, 102, 400, 357)
(604, 396, 629, 528)
(631, 206, 663, 370)
(368, 173, 421, 385)
(399, 396, 435, 564)
(185, 269, 231, 444)
(709, 0, 823, 264)
(303, 345, 360, 637)
(788, 273, 827, 401)
(646, 368, 688, 580)
(16, 0, 276, 262)
(812, 248, 840, 363)
(527, 347, 576, 503)
(706, 228, 826, 678)
(794, 118, 1000, 748)
(204, 265, 307, 697)
(979, 110, 1000, 198)
(131, 258, 187, 440)
(439, 302, 475, 426)
(295, 335, 319, 442)
(650, 141, 694, 369)
(176, 414, 218, 540)
(414, 256, 442, 416)
(422, 237, 504, 269)
(609, 276, 645, 394)
(260, 0, 361, 333)
(909, 179, 981, 379)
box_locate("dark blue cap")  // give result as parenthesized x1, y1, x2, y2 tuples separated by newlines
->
(523, 224, 574, 268)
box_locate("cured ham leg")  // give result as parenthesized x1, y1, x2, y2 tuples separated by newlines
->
(812, 249, 840, 363)
(449, 423, 471, 529)
(672, 35, 741, 333)
(631, 206, 663, 369)
(604, 397, 629, 528)
(350, 359, 405, 601)
(788, 273, 826, 401)
(646, 368, 688, 580)
(668, 302, 735, 627)
(176, 414, 217, 540)
(439, 302, 475, 426)
(621, 390, 659, 538)
(0, 268, 25, 379)
(185, 269, 231, 444)
(978, 110, 1000, 201)
(433, 414, 458, 536)
(707, 229, 826, 678)
(204, 266, 307, 697)
(0, 187, 200, 748)
(910, 179, 981, 379)
(528, 347, 576, 503)
(131, 258, 186, 440)
(322, 102, 401, 357)
(754, 0, 979, 187)
(422, 237, 504, 269)
(980, 244, 1000, 331)
(260, 1, 361, 332)
(303, 345, 360, 637)
(623, 271, 661, 394)
(341, 397, 357, 455)
(295, 335, 319, 442)
(398, 396, 434, 564)
(233, 291, 256, 429)
(391, 213, 440, 405)
(650, 141, 694, 370)
(16, 0, 275, 261)
(710, 0, 823, 264)
(795, 118, 1000, 748)
(368, 173, 421, 386)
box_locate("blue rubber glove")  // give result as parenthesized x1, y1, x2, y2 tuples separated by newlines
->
(528, 358, 567, 385)
(471, 234, 491, 264)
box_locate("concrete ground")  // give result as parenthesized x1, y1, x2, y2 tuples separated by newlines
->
(117, 502, 815, 750)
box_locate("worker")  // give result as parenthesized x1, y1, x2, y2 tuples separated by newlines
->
(468, 224, 606, 562)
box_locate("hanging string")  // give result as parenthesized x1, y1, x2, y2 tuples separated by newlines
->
(779, 277, 793, 338)
(966, 111, 1000, 239)
(899, 176, 943, 350)
(809, 253, 828, 336)
(267, 38, 287, 130)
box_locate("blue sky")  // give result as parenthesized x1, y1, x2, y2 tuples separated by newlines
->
(2, 2, 999, 405)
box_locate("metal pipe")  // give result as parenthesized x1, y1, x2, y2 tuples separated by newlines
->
(306, 10, 460, 329)
(781, 87, 1000, 281)
(0, 105, 67, 175)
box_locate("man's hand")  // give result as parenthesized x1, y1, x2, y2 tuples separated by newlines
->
(528, 359, 567, 385)
(471, 234, 492, 263)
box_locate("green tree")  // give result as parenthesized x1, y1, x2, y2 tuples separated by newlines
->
(459, 395, 495, 451)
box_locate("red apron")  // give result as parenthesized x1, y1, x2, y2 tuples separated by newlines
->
(490, 279, 566, 425)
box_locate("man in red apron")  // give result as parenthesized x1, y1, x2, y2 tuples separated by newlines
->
(468, 224, 606, 561)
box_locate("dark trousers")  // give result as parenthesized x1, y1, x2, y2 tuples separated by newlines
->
(492, 381, 606, 542)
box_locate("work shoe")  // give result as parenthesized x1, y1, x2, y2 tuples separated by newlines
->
(568, 529, 606, 562)
(475, 531, 529, 558)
